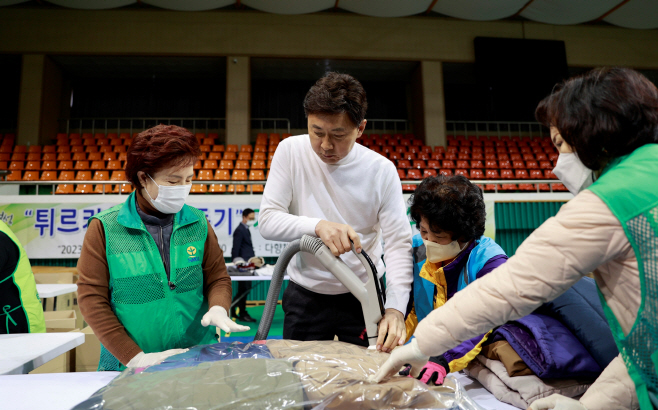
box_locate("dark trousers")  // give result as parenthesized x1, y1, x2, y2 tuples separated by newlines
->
(282, 281, 369, 347)
(232, 281, 252, 316)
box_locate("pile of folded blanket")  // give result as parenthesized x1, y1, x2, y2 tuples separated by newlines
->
(464, 277, 619, 408)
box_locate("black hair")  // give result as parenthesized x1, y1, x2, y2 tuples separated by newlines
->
(242, 208, 255, 218)
(303, 72, 368, 127)
(536, 67, 658, 170)
(409, 175, 486, 242)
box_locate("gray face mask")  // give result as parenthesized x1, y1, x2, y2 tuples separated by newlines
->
(552, 153, 595, 196)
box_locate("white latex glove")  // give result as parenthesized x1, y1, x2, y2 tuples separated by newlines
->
(529, 394, 588, 410)
(126, 348, 189, 368)
(369, 338, 430, 383)
(201, 306, 251, 333)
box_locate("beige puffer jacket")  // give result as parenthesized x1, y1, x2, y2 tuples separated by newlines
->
(414, 190, 641, 410)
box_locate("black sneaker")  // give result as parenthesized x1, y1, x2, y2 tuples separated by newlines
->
(237, 312, 257, 323)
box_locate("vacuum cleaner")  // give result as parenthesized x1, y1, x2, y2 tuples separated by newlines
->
(254, 235, 386, 346)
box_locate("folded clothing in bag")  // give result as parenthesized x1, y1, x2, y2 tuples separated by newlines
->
(72, 340, 486, 410)
(490, 313, 601, 379)
(465, 355, 592, 409)
(145, 341, 273, 372)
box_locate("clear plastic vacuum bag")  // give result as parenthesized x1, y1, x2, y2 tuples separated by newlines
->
(72, 340, 484, 410)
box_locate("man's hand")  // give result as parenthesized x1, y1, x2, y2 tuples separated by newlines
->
(376, 308, 406, 353)
(315, 220, 362, 256)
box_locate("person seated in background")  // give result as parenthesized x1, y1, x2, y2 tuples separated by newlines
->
(0, 220, 45, 334)
(230, 208, 257, 323)
(403, 175, 508, 385)
(77, 124, 249, 371)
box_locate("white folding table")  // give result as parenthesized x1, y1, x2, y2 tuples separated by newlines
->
(36, 283, 78, 311)
(0, 371, 119, 410)
(0, 333, 85, 375)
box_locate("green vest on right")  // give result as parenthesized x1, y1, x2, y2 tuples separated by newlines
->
(589, 143, 658, 410)
(92, 192, 217, 371)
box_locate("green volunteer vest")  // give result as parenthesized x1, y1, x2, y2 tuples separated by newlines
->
(589, 143, 658, 410)
(93, 192, 216, 371)
(0, 220, 46, 334)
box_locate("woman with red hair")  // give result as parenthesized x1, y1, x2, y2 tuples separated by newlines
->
(78, 124, 249, 371)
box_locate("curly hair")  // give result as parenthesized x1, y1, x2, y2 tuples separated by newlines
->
(303, 72, 367, 127)
(536, 67, 658, 170)
(126, 124, 201, 189)
(409, 175, 486, 242)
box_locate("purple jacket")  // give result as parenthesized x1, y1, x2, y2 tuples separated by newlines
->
(491, 313, 602, 379)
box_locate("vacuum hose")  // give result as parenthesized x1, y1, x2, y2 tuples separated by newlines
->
(254, 235, 384, 343)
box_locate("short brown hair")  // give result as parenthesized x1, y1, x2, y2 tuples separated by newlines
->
(126, 124, 201, 189)
(303, 72, 368, 127)
(536, 67, 658, 170)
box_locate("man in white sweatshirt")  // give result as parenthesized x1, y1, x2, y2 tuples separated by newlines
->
(259, 72, 413, 352)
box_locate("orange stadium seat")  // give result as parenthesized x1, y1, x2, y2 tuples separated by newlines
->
(197, 170, 213, 180)
(486, 169, 500, 179)
(74, 182, 94, 194)
(220, 160, 234, 170)
(203, 160, 218, 170)
(470, 169, 485, 179)
(251, 160, 266, 170)
(238, 152, 252, 160)
(249, 170, 265, 181)
(102, 152, 117, 161)
(423, 169, 437, 178)
(214, 169, 230, 180)
(58, 161, 73, 170)
(223, 152, 237, 160)
(232, 170, 247, 181)
(208, 184, 227, 194)
(9, 161, 24, 170)
(26, 161, 41, 170)
(6, 171, 21, 181)
(22, 171, 39, 181)
(228, 184, 245, 194)
(91, 161, 105, 170)
(235, 160, 250, 170)
(208, 152, 222, 160)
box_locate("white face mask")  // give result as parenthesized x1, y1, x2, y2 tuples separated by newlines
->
(423, 239, 466, 263)
(246, 220, 256, 228)
(144, 174, 191, 214)
(552, 153, 595, 196)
